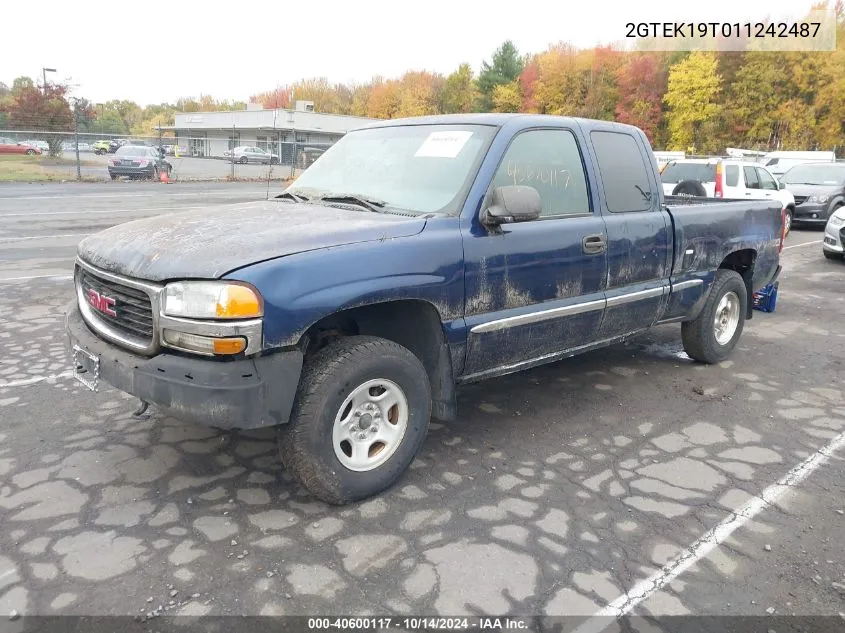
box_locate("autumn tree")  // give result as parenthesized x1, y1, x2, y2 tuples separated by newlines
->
(6, 80, 73, 155)
(663, 52, 722, 152)
(518, 59, 540, 112)
(250, 86, 292, 109)
(490, 82, 520, 112)
(396, 71, 444, 117)
(477, 40, 524, 110)
(614, 54, 667, 144)
(441, 64, 479, 114)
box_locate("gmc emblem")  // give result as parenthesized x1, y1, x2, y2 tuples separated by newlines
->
(86, 288, 117, 317)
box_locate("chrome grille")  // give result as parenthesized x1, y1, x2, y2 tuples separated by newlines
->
(77, 267, 155, 347)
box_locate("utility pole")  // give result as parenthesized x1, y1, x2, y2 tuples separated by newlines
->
(231, 123, 235, 179)
(42, 67, 56, 93)
(71, 98, 81, 181)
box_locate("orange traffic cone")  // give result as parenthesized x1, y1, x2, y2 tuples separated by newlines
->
(159, 169, 171, 184)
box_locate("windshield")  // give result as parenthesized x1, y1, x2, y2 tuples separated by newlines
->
(285, 124, 496, 215)
(660, 162, 716, 184)
(115, 146, 150, 157)
(781, 164, 845, 186)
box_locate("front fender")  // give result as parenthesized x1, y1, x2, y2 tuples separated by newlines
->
(225, 218, 465, 349)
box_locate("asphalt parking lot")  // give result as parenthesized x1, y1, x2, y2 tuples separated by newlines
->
(1, 182, 844, 629)
(53, 153, 297, 182)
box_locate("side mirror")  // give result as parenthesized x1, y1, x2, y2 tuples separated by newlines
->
(778, 181, 786, 190)
(481, 185, 542, 225)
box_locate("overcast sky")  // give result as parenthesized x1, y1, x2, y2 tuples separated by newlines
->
(0, 0, 823, 106)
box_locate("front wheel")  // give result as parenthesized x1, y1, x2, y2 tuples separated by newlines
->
(824, 250, 843, 261)
(784, 208, 793, 236)
(682, 269, 747, 364)
(25, 149, 36, 155)
(278, 336, 431, 505)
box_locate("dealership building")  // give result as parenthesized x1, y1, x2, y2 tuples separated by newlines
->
(167, 101, 379, 165)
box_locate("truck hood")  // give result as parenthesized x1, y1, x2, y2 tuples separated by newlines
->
(77, 200, 427, 281)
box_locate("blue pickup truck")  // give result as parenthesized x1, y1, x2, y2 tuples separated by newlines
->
(66, 114, 784, 504)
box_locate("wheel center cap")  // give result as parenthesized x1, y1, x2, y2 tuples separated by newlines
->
(358, 413, 373, 430)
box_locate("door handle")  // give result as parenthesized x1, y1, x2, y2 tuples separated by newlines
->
(583, 234, 606, 254)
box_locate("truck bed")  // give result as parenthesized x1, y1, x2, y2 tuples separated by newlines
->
(665, 198, 782, 293)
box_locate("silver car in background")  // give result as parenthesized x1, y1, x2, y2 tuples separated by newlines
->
(222, 146, 279, 164)
(823, 205, 845, 261)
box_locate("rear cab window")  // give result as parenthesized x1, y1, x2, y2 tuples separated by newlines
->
(590, 131, 654, 212)
(725, 165, 739, 187)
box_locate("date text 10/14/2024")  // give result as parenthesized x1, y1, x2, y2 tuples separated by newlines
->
(307, 617, 530, 630)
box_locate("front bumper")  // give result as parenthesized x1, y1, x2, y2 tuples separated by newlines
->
(65, 304, 303, 429)
(823, 223, 845, 253)
(793, 203, 832, 225)
(108, 167, 155, 177)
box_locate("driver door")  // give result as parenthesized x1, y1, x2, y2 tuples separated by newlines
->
(461, 127, 608, 379)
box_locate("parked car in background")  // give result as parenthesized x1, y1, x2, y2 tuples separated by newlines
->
(0, 137, 41, 155)
(62, 141, 92, 152)
(823, 205, 845, 261)
(21, 140, 49, 153)
(762, 151, 836, 177)
(66, 114, 785, 504)
(223, 146, 279, 164)
(781, 163, 845, 231)
(108, 145, 172, 180)
(660, 158, 796, 233)
(93, 140, 124, 155)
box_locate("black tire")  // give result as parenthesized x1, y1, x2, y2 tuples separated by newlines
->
(672, 180, 708, 197)
(823, 250, 843, 261)
(682, 269, 747, 364)
(238, 156, 248, 164)
(278, 335, 432, 505)
(25, 149, 36, 155)
(110, 174, 118, 181)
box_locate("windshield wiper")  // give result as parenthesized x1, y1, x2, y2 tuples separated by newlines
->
(275, 191, 310, 203)
(315, 193, 387, 213)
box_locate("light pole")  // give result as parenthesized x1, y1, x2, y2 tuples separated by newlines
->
(42, 67, 56, 92)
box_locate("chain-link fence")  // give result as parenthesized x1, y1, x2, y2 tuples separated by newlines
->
(0, 128, 335, 182)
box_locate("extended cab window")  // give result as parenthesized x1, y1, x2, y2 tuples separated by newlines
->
(491, 129, 590, 217)
(590, 131, 653, 212)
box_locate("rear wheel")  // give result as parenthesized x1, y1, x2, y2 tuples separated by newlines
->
(278, 335, 431, 505)
(682, 269, 747, 364)
(110, 174, 118, 181)
(25, 149, 36, 156)
(238, 156, 248, 164)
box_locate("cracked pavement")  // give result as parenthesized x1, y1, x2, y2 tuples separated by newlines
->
(0, 182, 844, 627)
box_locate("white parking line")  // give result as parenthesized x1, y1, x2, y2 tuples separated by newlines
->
(573, 427, 845, 633)
(0, 234, 90, 242)
(0, 371, 72, 388)
(783, 239, 823, 250)
(0, 274, 72, 282)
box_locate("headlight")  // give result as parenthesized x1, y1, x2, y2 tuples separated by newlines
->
(808, 194, 830, 204)
(830, 215, 845, 227)
(163, 281, 263, 319)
